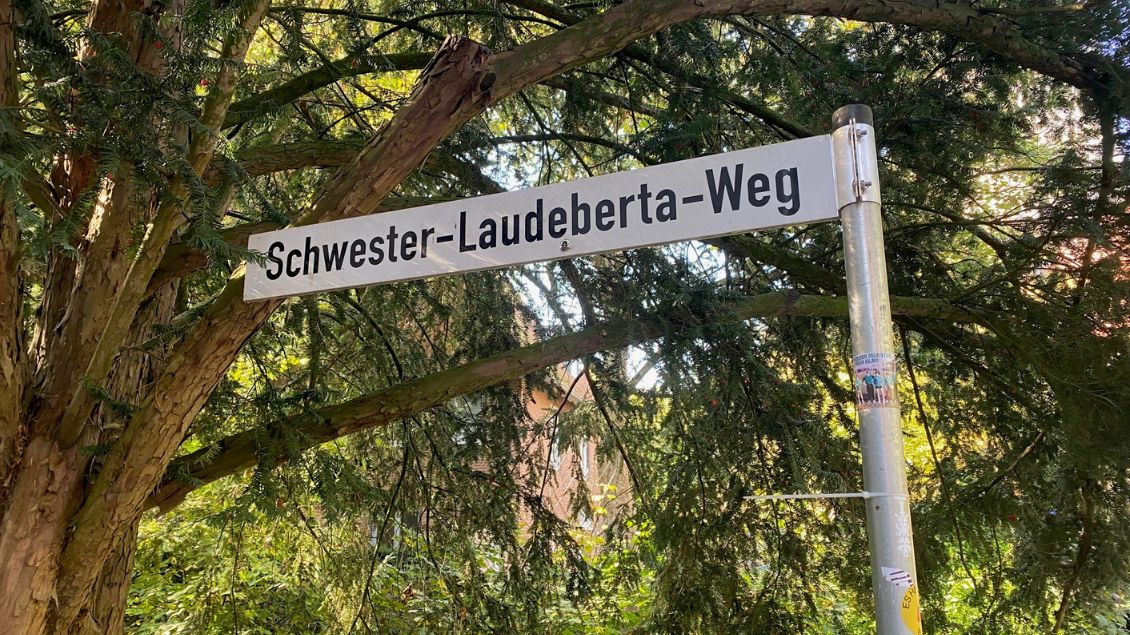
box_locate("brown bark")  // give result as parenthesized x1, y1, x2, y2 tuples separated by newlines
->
(0, 287, 178, 633)
(30, 0, 182, 440)
(148, 292, 982, 511)
(0, 435, 86, 634)
(72, 283, 177, 634)
(54, 0, 269, 447)
(82, 519, 139, 635)
(0, 0, 263, 629)
(46, 0, 272, 621)
(0, 0, 26, 493)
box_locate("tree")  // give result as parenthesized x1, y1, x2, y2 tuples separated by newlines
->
(1, 0, 1127, 632)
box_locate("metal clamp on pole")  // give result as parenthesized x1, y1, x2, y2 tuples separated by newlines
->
(832, 105, 923, 635)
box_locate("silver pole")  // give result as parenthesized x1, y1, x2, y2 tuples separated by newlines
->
(832, 105, 922, 635)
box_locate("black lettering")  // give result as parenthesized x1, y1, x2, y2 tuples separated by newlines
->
(286, 249, 301, 277)
(501, 214, 520, 246)
(706, 165, 743, 213)
(525, 199, 544, 242)
(266, 241, 284, 280)
(401, 231, 418, 260)
(618, 194, 635, 228)
(386, 225, 399, 262)
(747, 172, 771, 207)
(655, 189, 677, 222)
(368, 236, 384, 264)
(595, 199, 615, 231)
(349, 239, 366, 268)
(459, 212, 476, 252)
(639, 183, 653, 224)
(479, 218, 498, 249)
(776, 167, 800, 215)
(322, 241, 348, 271)
(303, 236, 319, 275)
(420, 227, 435, 258)
(571, 193, 591, 235)
(548, 206, 567, 238)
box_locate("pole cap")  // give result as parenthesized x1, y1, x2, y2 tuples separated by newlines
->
(832, 104, 873, 130)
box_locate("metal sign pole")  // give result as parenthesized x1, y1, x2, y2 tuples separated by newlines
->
(832, 104, 922, 635)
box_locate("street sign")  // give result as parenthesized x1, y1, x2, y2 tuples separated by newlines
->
(241, 105, 923, 634)
(244, 135, 838, 300)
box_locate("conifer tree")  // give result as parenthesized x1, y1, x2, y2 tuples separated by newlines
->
(0, 0, 1126, 632)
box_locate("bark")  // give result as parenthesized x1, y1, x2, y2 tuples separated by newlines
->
(54, 0, 270, 446)
(0, 0, 26, 493)
(0, 286, 178, 634)
(0, 435, 86, 634)
(148, 292, 982, 511)
(0, 0, 264, 629)
(29, 0, 182, 440)
(82, 519, 139, 635)
(68, 283, 177, 634)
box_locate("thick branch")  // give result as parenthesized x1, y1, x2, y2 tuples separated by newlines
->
(54, 0, 273, 449)
(225, 54, 661, 131)
(148, 292, 981, 511)
(499, 0, 1126, 112)
(223, 51, 435, 129)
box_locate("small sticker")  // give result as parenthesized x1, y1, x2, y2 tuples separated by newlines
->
(882, 566, 913, 588)
(853, 352, 898, 409)
(900, 584, 922, 635)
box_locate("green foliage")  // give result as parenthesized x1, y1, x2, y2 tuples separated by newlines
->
(11, 0, 1128, 632)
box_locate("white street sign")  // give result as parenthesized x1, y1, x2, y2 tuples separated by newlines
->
(244, 135, 839, 300)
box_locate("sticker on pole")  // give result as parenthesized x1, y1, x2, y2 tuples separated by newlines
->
(244, 136, 839, 300)
(852, 352, 898, 410)
(882, 568, 922, 635)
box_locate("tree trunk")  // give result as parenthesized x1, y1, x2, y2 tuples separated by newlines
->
(80, 519, 140, 635)
(0, 279, 177, 633)
(0, 434, 85, 633)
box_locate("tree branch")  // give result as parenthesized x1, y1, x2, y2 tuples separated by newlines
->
(499, 0, 1127, 116)
(223, 51, 435, 129)
(1052, 488, 1096, 632)
(148, 292, 983, 512)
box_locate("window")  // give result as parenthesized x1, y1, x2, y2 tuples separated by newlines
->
(578, 438, 590, 480)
